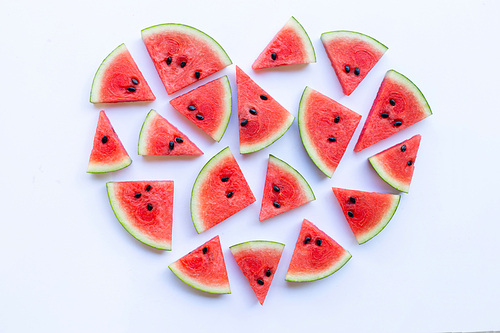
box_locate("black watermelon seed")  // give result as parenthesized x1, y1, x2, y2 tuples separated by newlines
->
(304, 237, 311, 244)
(345, 65, 350, 73)
(394, 121, 402, 127)
(381, 113, 389, 118)
(166, 57, 172, 65)
(273, 185, 280, 192)
(169, 141, 174, 150)
(347, 211, 354, 218)
(408, 160, 413, 166)
(101, 136, 108, 144)
(226, 192, 234, 198)
(188, 105, 196, 111)
(195, 71, 200, 79)
(131, 78, 139, 85)
(134, 193, 141, 199)
(249, 108, 257, 115)
(221, 176, 229, 182)
(203, 247, 208, 254)
(180, 60, 187, 68)
(271, 52, 277, 60)
(196, 114, 204, 120)
(273, 202, 281, 208)
(127, 86, 136, 92)
(349, 196, 356, 204)
(240, 119, 248, 126)
(175, 137, 183, 143)
(334, 116, 340, 123)
(390, 98, 396, 106)
(316, 238, 322, 246)
(354, 67, 360, 75)
(260, 94, 268, 100)
(257, 278, 264, 285)
(266, 268, 271, 277)
(328, 137, 337, 142)
(147, 204, 153, 211)
(401, 145, 407, 152)
(146, 185, 151, 192)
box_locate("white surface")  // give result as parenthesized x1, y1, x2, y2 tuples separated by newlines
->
(1, 1, 499, 332)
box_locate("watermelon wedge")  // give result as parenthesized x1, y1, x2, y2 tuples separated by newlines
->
(230, 240, 284, 305)
(285, 219, 351, 282)
(191, 147, 256, 233)
(142, 24, 232, 95)
(298, 87, 362, 177)
(259, 155, 315, 221)
(236, 66, 295, 154)
(138, 109, 203, 156)
(169, 236, 231, 294)
(332, 188, 401, 244)
(321, 31, 387, 96)
(369, 134, 422, 193)
(90, 44, 155, 103)
(170, 76, 232, 142)
(354, 70, 432, 152)
(87, 110, 131, 173)
(252, 16, 316, 70)
(107, 181, 173, 250)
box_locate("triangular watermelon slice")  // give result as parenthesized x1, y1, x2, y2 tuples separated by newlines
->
(332, 188, 401, 244)
(169, 236, 231, 294)
(107, 180, 173, 250)
(138, 109, 203, 156)
(230, 240, 285, 305)
(90, 44, 155, 103)
(321, 31, 388, 96)
(252, 16, 316, 70)
(236, 66, 295, 154)
(259, 155, 315, 221)
(87, 110, 132, 173)
(298, 87, 362, 177)
(285, 219, 351, 282)
(170, 76, 232, 142)
(354, 70, 432, 152)
(191, 147, 256, 233)
(142, 24, 232, 95)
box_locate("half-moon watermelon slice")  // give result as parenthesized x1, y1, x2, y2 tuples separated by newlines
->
(236, 66, 295, 154)
(90, 44, 155, 103)
(259, 155, 315, 221)
(332, 187, 401, 244)
(252, 16, 316, 70)
(138, 109, 203, 156)
(169, 235, 231, 294)
(354, 70, 432, 152)
(321, 31, 387, 96)
(169, 76, 232, 142)
(142, 24, 232, 95)
(298, 87, 362, 177)
(107, 180, 173, 250)
(285, 219, 351, 282)
(191, 147, 256, 233)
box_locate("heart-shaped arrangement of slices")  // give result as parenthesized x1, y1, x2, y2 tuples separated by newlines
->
(88, 17, 432, 305)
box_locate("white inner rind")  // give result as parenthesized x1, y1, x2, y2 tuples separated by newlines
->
(90, 44, 127, 103)
(386, 70, 433, 117)
(320, 30, 388, 55)
(137, 109, 158, 155)
(240, 113, 295, 154)
(87, 156, 131, 173)
(286, 16, 316, 63)
(269, 155, 315, 201)
(369, 156, 409, 193)
(229, 240, 285, 255)
(285, 250, 352, 282)
(212, 76, 232, 142)
(169, 261, 231, 294)
(357, 195, 401, 244)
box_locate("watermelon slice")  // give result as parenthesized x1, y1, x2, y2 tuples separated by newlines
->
(369, 134, 422, 193)
(285, 219, 351, 282)
(138, 109, 203, 156)
(321, 31, 387, 96)
(298, 87, 362, 177)
(332, 188, 401, 244)
(259, 155, 315, 221)
(170, 76, 232, 142)
(142, 24, 232, 95)
(252, 16, 316, 70)
(354, 70, 432, 152)
(169, 236, 231, 294)
(230, 240, 284, 305)
(236, 66, 295, 154)
(90, 44, 155, 103)
(191, 147, 256, 233)
(107, 180, 173, 250)
(87, 110, 132, 173)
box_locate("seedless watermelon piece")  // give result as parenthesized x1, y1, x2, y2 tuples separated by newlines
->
(191, 147, 256, 233)
(286, 219, 351, 282)
(259, 155, 315, 221)
(87, 110, 131, 173)
(142, 24, 232, 95)
(170, 76, 232, 142)
(332, 188, 401, 244)
(252, 16, 316, 70)
(321, 31, 387, 96)
(230, 240, 284, 305)
(90, 44, 155, 103)
(138, 110, 203, 156)
(107, 181, 173, 250)
(354, 70, 432, 152)
(298, 87, 362, 177)
(169, 236, 231, 294)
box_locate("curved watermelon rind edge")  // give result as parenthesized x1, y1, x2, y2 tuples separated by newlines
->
(368, 156, 410, 193)
(212, 75, 232, 142)
(229, 240, 285, 253)
(356, 194, 401, 245)
(269, 154, 316, 201)
(320, 30, 388, 53)
(387, 69, 432, 117)
(168, 261, 231, 294)
(240, 114, 295, 154)
(87, 157, 132, 173)
(137, 109, 157, 155)
(285, 250, 352, 283)
(288, 16, 316, 63)
(90, 43, 126, 103)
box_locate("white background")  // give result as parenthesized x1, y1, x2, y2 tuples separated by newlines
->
(1, 0, 499, 332)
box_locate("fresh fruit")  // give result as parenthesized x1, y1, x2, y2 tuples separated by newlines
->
(90, 44, 155, 103)
(298, 86, 362, 177)
(259, 155, 315, 221)
(107, 181, 173, 250)
(354, 70, 432, 152)
(142, 24, 232, 95)
(321, 31, 387, 96)
(191, 147, 255, 233)
(285, 219, 351, 282)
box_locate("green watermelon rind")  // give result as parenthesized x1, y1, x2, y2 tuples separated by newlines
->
(168, 261, 231, 294)
(369, 155, 409, 193)
(320, 30, 388, 55)
(386, 70, 433, 117)
(87, 157, 132, 174)
(229, 240, 285, 254)
(90, 43, 126, 103)
(240, 113, 295, 154)
(285, 16, 316, 63)
(137, 109, 157, 155)
(285, 250, 352, 283)
(211, 76, 232, 142)
(356, 194, 401, 245)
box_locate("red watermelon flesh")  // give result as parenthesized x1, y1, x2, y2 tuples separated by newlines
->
(354, 70, 432, 152)
(138, 110, 203, 156)
(87, 110, 131, 173)
(285, 219, 351, 282)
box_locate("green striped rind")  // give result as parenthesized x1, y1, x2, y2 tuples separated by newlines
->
(386, 70, 432, 117)
(90, 43, 127, 103)
(368, 156, 409, 193)
(87, 156, 131, 173)
(320, 30, 388, 54)
(240, 114, 294, 154)
(137, 109, 157, 155)
(358, 195, 401, 245)
(286, 16, 316, 63)
(269, 154, 315, 202)
(168, 261, 231, 294)
(285, 250, 351, 282)
(229, 240, 285, 254)
(212, 76, 232, 142)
